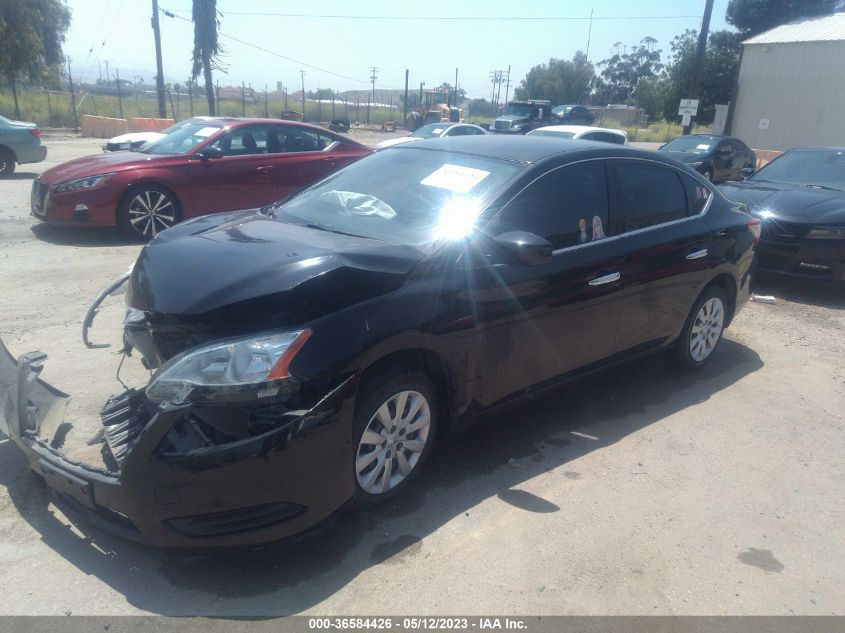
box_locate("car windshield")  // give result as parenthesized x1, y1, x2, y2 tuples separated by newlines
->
(504, 103, 534, 117)
(277, 147, 524, 246)
(662, 136, 715, 154)
(140, 122, 222, 155)
(528, 129, 575, 139)
(410, 124, 450, 139)
(553, 106, 572, 115)
(750, 149, 845, 190)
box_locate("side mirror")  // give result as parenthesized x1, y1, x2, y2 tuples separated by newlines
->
(196, 146, 224, 161)
(740, 166, 755, 178)
(718, 148, 732, 157)
(493, 231, 553, 266)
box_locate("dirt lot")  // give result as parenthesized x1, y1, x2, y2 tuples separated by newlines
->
(0, 133, 843, 616)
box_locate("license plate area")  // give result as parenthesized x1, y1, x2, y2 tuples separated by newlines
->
(37, 458, 95, 510)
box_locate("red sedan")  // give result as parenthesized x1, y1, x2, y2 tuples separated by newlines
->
(31, 118, 372, 239)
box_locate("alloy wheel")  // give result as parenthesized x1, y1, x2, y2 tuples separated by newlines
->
(128, 190, 176, 237)
(689, 297, 724, 362)
(355, 389, 431, 495)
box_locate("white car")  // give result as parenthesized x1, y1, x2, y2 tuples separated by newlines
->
(102, 116, 216, 152)
(377, 122, 488, 148)
(526, 125, 628, 145)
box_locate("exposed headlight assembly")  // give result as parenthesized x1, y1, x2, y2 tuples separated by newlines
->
(807, 226, 845, 239)
(55, 173, 115, 192)
(146, 329, 311, 404)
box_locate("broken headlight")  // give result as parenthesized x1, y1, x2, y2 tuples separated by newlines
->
(146, 329, 311, 404)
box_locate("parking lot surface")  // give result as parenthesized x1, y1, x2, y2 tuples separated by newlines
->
(0, 133, 843, 615)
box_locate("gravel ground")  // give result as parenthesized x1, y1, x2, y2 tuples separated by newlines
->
(0, 133, 842, 616)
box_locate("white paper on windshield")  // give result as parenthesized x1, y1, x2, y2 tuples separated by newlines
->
(696, 143, 711, 150)
(195, 126, 219, 137)
(421, 164, 490, 193)
(432, 128, 445, 134)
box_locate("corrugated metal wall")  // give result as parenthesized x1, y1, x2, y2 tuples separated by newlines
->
(732, 41, 845, 151)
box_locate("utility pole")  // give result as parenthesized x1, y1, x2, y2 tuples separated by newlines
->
(241, 81, 246, 116)
(104, 60, 110, 91)
(67, 59, 79, 130)
(300, 70, 306, 121)
(188, 78, 194, 116)
(264, 84, 269, 117)
(115, 68, 124, 118)
(684, 0, 715, 135)
(490, 71, 498, 114)
(503, 65, 511, 107)
(215, 80, 220, 115)
(403, 69, 409, 126)
(151, 0, 167, 118)
(453, 68, 459, 107)
(368, 66, 377, 125)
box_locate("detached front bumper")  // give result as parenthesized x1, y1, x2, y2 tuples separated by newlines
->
(0, 340, 358, 548)
(756, 239, 845, 282)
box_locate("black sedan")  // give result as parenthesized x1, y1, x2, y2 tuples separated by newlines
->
(660, 134, 756, 183)
(0, 137, 758, 547)
(720, 148, 845, 282)
(551, 105, 595, 126)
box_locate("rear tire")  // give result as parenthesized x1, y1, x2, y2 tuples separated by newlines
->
(117, 184, 180, 241)
(352, 368, 438, 506)
(676, 286, 728, 369)
(0, 148, 15, 177)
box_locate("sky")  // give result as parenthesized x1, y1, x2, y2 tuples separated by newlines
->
(62, 0, 732, 98)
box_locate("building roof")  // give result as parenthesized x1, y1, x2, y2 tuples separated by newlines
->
(743, 12, 845, 45)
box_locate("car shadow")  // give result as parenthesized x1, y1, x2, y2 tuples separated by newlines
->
(3, 171, 39, 180)
(753, 273, 845, 309)
(30, 223, 134, 247)
(0, 339, 762, 615)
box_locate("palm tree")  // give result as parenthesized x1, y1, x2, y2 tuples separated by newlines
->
(191, 0, 223, 116)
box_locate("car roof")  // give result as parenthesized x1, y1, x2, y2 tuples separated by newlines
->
(530, 125, 625, 136)
(390, 135, 653, 164)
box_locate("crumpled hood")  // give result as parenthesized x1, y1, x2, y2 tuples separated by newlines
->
(661, 150, 708, 164)
(38, 150, 177, 185)
(127, 211, 425, 315)
(719, 180, 845, 224)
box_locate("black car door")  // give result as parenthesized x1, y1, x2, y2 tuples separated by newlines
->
(607, 160, 718, 356)
(714, 140, 735, 181)
(465, 159, 628, 406)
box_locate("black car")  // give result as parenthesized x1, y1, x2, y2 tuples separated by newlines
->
(719, 148, 845, 282)
(660, 134, 756, 183)
(551, 105, 595, 126)
(0, 137, 759, 547)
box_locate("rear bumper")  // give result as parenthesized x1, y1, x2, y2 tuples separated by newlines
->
(756, 239, 845, 282)
(15, 144, 47, 164)
(0, 340, 358, 548)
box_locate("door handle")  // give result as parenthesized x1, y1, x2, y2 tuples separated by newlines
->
(256, 165, 273, 172)
(588, 272, 620, 286)
(686, 248, 708, 260)
(322, 157, 338, 165)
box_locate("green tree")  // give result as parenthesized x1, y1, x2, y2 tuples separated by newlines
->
(593, 38, 663, 105)
(0, 0, 71, 119)
(726, 0, 838, 37)
(514, 51, 594, 104)
(191, 0, 224, 116)
(662, 29, 742, 124)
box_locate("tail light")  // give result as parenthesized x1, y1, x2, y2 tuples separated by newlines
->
(29, 128, 41, 141)
(746, 217, 761, 243)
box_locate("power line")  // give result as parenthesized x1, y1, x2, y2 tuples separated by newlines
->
(160, 6, 402, 88)
(169, 9, 702, 21)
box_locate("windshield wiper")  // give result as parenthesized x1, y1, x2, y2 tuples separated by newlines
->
(304, 223, 369, 239)
(803, 183, 842, 192)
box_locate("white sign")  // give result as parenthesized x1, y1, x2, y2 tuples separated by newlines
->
(681, 113, 692, 126)
(678, 99, 699, 116)
(759, 118, 770, 130)
(420, 164, 490, 193)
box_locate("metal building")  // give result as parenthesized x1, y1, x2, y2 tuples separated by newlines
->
(729, 13, 845, 151)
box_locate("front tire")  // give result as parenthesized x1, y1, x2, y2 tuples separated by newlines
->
(117, 184, 180, 240)
(0, 148, 15, 177)
(353, 369, 438, 505)
(676, 286, 728, 369)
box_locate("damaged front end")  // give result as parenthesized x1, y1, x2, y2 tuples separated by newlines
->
(0, 330, 358, 547)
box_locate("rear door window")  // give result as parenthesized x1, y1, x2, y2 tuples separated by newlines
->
(613, 161, 688, 232)
(487, 161, 611, 250)
(273, 125, 335, 152)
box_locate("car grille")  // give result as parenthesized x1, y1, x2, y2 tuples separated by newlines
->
(760, 219, 809, 245)
(494, 120, 511, 131)
(31, 180, 48, 217)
